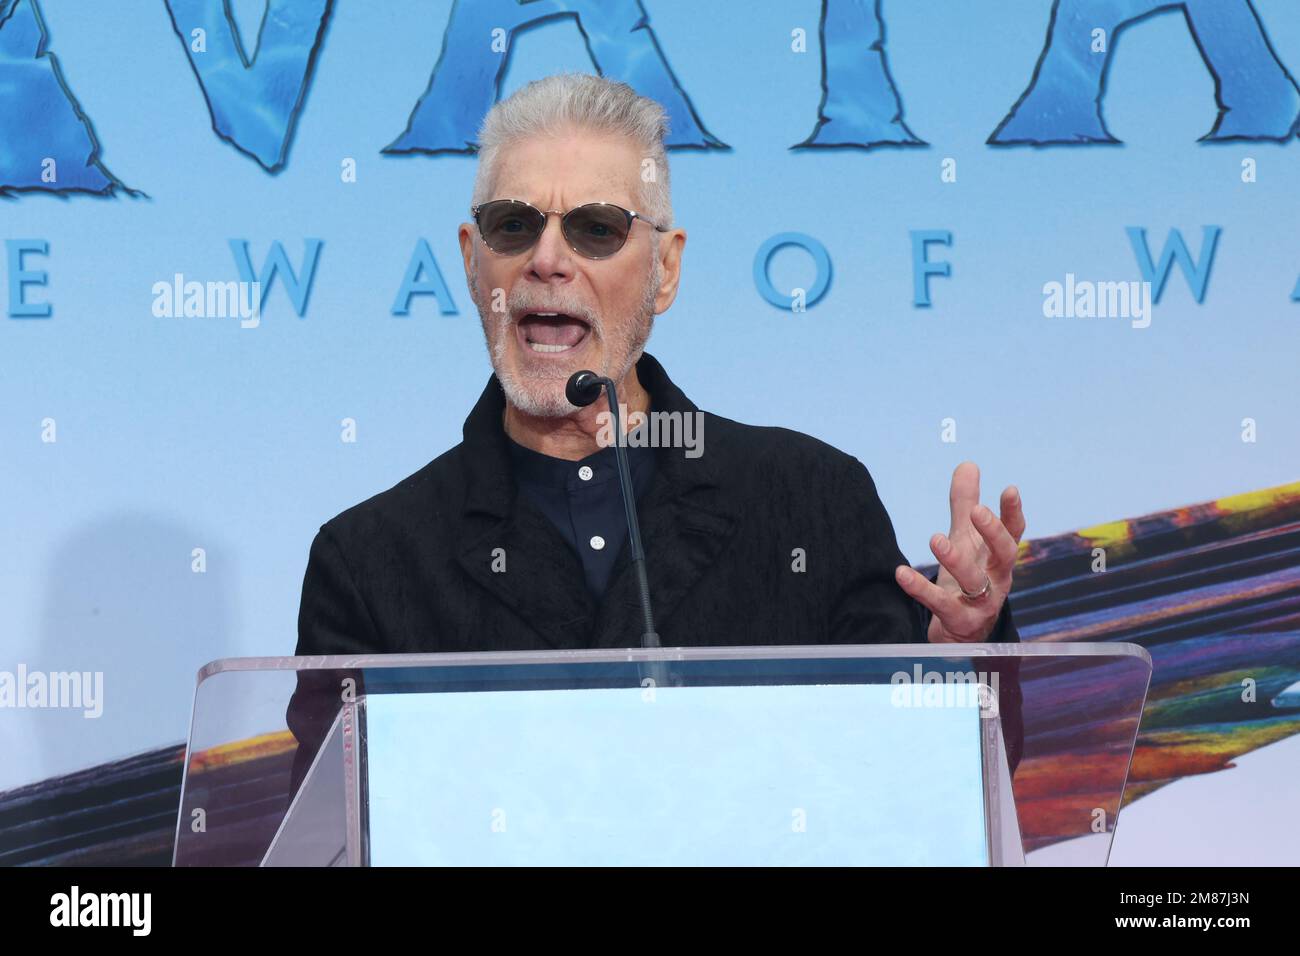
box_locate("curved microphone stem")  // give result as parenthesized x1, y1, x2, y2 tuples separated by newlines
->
(598, 376, 660, 649)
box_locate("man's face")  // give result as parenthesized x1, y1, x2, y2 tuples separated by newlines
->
(459, 127, 681, 417)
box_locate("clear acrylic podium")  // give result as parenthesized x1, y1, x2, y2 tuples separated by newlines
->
(172, 643, 1150, 866)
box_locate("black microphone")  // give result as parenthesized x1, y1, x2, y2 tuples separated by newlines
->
(564, 370, 605, 409)
(566, 369, 660, 650)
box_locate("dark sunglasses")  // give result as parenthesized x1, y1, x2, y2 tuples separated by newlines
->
(471, 199, 669, 260)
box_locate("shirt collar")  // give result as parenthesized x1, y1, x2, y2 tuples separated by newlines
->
(506, 435, 654, 492)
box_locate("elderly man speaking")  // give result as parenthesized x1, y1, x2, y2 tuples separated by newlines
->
(295, 73, 1025, 658)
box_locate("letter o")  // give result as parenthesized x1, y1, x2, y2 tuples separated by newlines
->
(752, 232, 831, 310)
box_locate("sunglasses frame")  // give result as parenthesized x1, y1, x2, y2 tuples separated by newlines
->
(471, 198, 670, 260)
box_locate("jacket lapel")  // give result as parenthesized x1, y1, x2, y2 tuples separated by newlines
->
(591, 494, 738, 648)
(591, 354, 739, 647)
(454, 499, 597, 649)
(452, 376, 595, 648)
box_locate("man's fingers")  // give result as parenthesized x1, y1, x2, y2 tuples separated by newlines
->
(896, 565, 991, 642)
(930, 532, 986, 596)
(895, 565, 958, 618)
(1000, 485, 1026, 543)
(972, 504, 1018, 572)
(947, 461, 981, 535)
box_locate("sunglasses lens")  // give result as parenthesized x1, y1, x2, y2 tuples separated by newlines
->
(478, 201, 544, 255)
(564, 204, 631, 258)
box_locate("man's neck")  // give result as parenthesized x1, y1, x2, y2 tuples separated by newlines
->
(504, 364, 650, 462)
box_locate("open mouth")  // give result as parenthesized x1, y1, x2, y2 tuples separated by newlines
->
(516, 312, 592, 355)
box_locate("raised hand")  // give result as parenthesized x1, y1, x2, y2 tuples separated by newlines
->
(894, 461, 1025, 643)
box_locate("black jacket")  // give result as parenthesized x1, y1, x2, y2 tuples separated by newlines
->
(294, 352, 1016, 655)
(285, 353, 1023, 795)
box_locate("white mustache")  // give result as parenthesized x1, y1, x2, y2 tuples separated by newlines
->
(506, 292, 602, 335)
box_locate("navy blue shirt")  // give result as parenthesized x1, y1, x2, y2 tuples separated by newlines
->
(507, 437, 656, 598)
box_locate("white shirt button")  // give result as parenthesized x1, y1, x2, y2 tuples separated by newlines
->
(578, 465, 593, 481)
(589, 535, 606, 551)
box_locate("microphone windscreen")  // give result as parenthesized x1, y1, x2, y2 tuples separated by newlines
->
(565, 370, 604, 408)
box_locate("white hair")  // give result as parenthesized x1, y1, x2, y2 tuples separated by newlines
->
(471, 72, 673, 228)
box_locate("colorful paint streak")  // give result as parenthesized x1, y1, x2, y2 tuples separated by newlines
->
(998, 481, 1300, 850)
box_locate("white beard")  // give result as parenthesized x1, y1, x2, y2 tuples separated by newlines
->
(471, 255, 661, 418)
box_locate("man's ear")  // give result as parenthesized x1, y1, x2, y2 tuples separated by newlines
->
(458, 223, 475, 282)
(653, 228, 686, 314)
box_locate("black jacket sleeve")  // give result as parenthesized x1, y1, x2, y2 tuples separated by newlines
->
(826, 458, 928, 644)
(294, 525, 382, 657)
(829, 456, 1019, 645)
(285, 525, 376, 797)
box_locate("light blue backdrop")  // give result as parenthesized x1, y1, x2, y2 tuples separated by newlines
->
(3, 0, 1299, 792)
